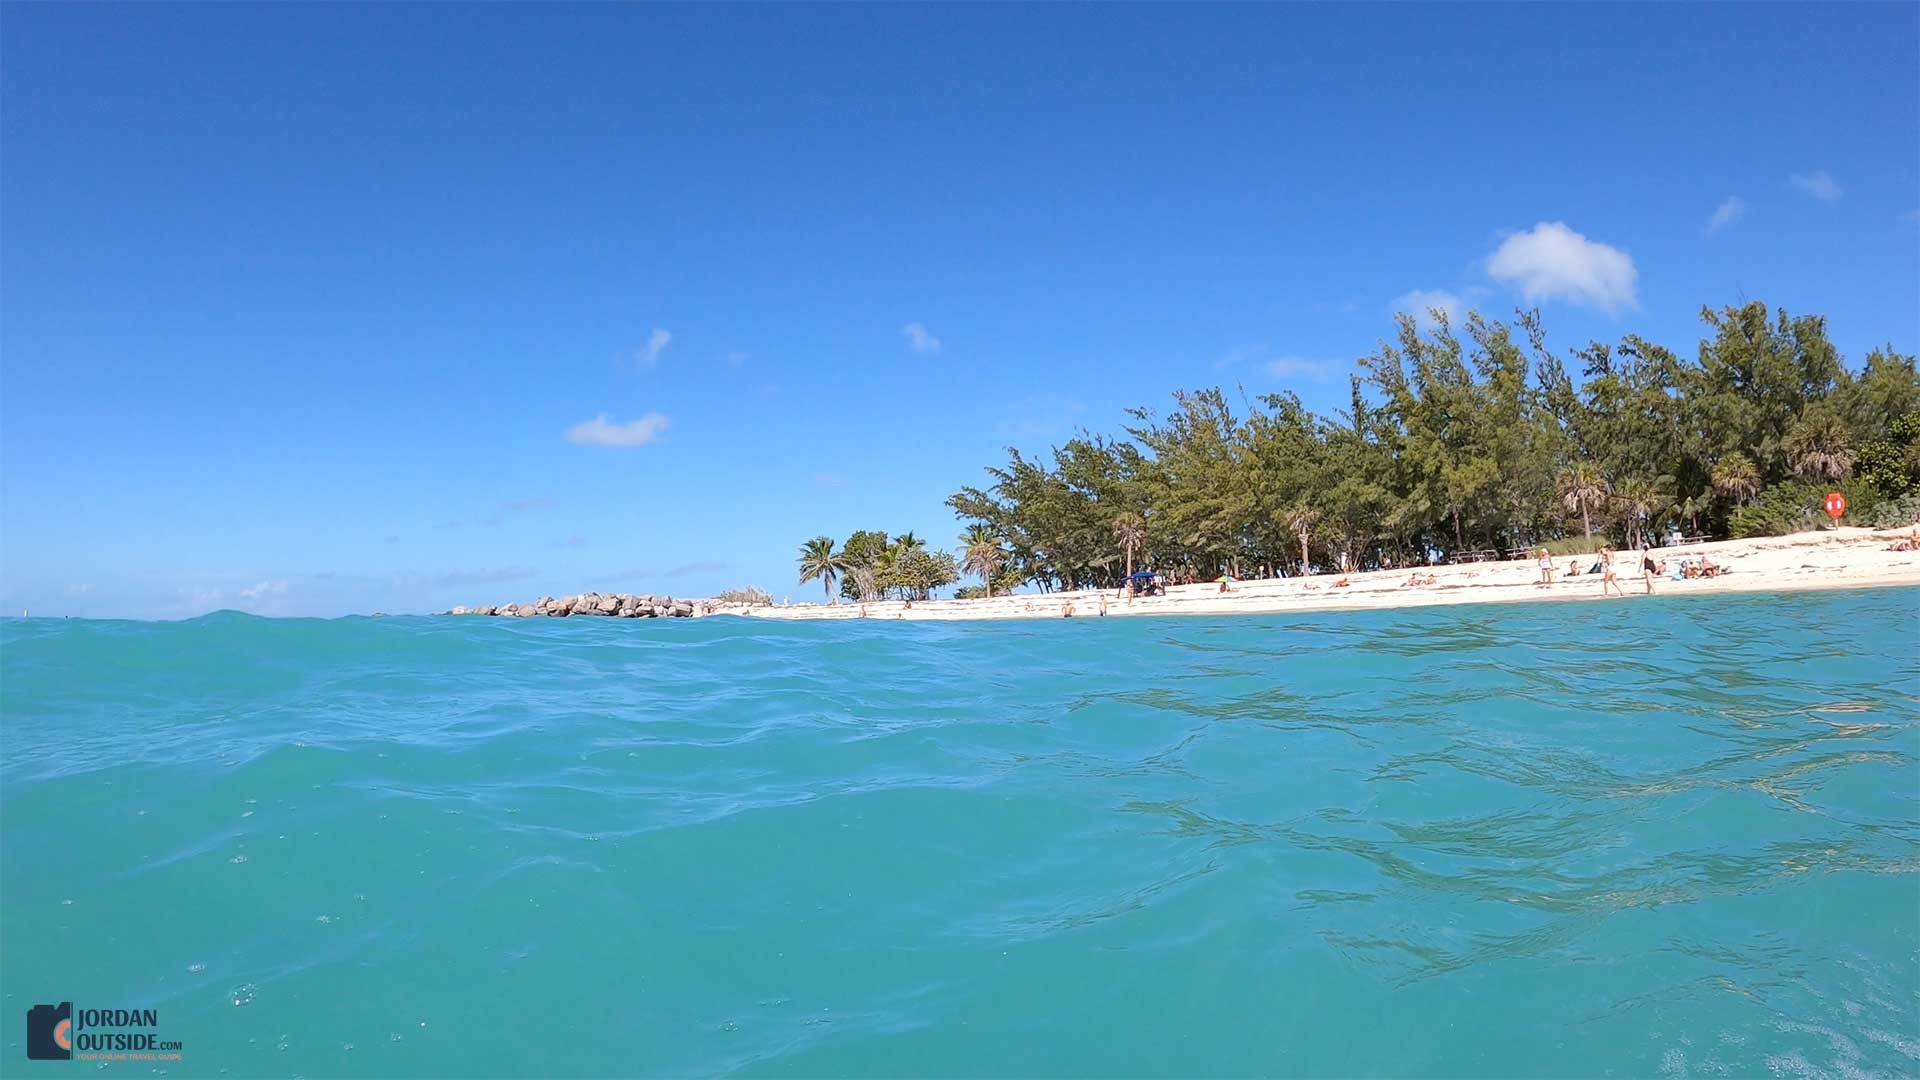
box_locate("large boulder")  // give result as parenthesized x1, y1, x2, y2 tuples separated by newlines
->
(671, 601, 694, 617)
(595, 595, 620, 615)
(450, 605, 471, 615)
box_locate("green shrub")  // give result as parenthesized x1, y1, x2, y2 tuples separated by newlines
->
(1729, 479, 1886, 538)
(1864, 492, 1920, 529)
(953, 585, 992, 600)
(716, 586, 774, 605)
(1858, 410, 1920, 497)
(1537, 536, 1607, 557)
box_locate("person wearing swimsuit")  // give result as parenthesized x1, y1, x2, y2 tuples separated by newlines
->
(1599, 546, 1625, 597)
(1640, 544, 1657, 594)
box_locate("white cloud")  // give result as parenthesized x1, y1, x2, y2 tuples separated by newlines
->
(1789, 171, 1842, 202)
(239, 580, 288, 601)
(725, 350, 749, 367)
(1705, 196, 1746, 237)
(1392, 289, 1466, 329)
(1903, 209, 1920, 226)
(902, 321, 941, 354)
(564, 413, 671, 448)
(1485, 222, 1638, 313)
(635, 328, 672, 368)
(1263, 356, 1335, 380)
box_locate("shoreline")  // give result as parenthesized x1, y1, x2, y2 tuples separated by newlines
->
(734, 526, 1920, 622)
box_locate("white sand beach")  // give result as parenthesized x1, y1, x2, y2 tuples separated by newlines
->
(740, 527, 1920, 622)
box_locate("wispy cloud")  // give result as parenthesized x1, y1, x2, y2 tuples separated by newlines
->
(593, 562, 731, 586)
(1264, 356, 1336, 380)
(1903, 209, 1920, 227)
(725, 350, 749, 367)
(554, 535, 587, 548)
(814, 473, 848, 489)
(665, 561, 727, 578)
(1392, 288, 1467, 329)
(1704, 196, 1746, 237)
(997, 397, 1087, 441)
(1218, 345, 1337, 380)
(635, 328, 672, 368)
(239, 579, 288, 601)
(64, 583, 95, 596)
(479, 498, 551, 527)
(1789, 170, 1842, 202)
(394, 567, 539, 590)
(565, 413, 671, 448)
(1485, 222, 1637, 313)
(902, 321, 942, 354)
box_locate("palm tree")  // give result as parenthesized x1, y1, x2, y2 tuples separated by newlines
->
(1110, 512, 1145, 586)
(960, 525, 1005, 598)
(1613, 477, 1668, 550)
(796, 536, 843, 604)
(1556, 461, 1609, 541)
(1675, 492, 1708, 536)
(1785, 413, 1855, 481)
(1284, 505, 1319, 575)
(1711, 454, 1761, 507)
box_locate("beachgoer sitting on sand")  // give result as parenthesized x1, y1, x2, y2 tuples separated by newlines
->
(1333, 576, 1350, 588)
(1566, 560, 1582, 577)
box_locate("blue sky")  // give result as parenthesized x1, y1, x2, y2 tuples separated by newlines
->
(3, 3, 1916, 618)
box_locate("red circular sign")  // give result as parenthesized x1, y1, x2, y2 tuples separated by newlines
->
(1825, 491, 1847, 520)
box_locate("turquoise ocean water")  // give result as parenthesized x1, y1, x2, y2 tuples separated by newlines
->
(2, 589, 1916, 1078)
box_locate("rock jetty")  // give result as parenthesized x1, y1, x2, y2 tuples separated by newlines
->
(447, 593, 711, 618)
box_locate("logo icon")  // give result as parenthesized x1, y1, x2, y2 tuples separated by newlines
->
(26, 1002, 72, 1060)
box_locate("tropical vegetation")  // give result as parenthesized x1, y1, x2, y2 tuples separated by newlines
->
(796, 531, 961, 603)
(932, 302, 1919, 592)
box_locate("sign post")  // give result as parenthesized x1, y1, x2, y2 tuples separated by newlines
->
(1824, 491, 1847, 526)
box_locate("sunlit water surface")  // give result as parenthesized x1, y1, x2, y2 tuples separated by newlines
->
(3, 589, 1916, 1076)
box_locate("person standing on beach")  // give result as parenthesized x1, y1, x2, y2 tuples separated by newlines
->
(1599, 546, 1625, 597)
(1640, 544, 1657, 594)
(1537, 548, 1554, 586)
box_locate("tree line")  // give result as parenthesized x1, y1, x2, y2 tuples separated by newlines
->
(797, 531, 961, 603)
(929, 301, 1920, 594)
